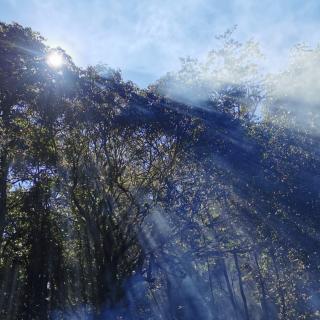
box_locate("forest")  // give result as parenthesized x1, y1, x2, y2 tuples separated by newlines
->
(0, 22, 320, 319)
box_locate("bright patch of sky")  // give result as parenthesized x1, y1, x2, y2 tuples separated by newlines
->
(1, 0, 319, 87)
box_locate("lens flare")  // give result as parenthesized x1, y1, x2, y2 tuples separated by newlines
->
(47, 51, 64, 68)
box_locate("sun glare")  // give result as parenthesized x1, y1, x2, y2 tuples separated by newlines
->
(47, 51, 64, 68)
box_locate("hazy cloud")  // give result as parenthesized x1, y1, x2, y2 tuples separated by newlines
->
(1, 0, 320, 86)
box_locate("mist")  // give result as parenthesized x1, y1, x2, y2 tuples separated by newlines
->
(0, 2, 320, 319)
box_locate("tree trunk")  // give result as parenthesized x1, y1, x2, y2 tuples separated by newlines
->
(0, 100, 12, 250)
(5, 260, 18, 320)
(253, 252, 269, 320)
(221, 258, 240, 320)
(233, 253, 250, 320)
(271, 250, 287, 319)
(0, 150, 9, 248)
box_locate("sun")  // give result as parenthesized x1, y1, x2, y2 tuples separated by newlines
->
(46, 51, 64, 68)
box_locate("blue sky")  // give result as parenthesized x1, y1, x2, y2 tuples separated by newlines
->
(1, 0, 320, 87)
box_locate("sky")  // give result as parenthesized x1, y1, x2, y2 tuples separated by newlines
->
(1, 0, 320, 87)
